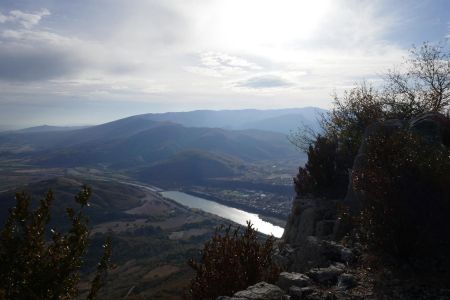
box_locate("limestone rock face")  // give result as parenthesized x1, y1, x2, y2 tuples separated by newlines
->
(233, 282, 285, 300)
(282, 197, 339, 246)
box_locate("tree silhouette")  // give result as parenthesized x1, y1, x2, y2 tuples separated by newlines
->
(0, 186, 111, 300)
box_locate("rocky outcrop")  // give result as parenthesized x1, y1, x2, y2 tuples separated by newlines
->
(231, 282, 285, 300)
(219, 113, 450, 300)
(282, 197, 339, 246)
(217, 270, 362, 300)
(218, 242, 360, 299)
(288, 286, 314, 299)
(275, 236, 354, 273)
(336, 274, 357, 290)
(307, 263, 345, 284)
(276, 272, 312, 291)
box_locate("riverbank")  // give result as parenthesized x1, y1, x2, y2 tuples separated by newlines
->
(161, 190, 284, 238)
(180, 188, 288, 227)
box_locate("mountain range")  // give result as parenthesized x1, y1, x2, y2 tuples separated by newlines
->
(0, 107, 321, 183)
(132, 107, 325, 133)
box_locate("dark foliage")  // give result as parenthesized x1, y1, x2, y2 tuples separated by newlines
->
(291, 43, 450, 202)
(186, 222, 279, 300)
(0, 187, 111, 299)
(353, 128, 450, 265)
(88, 236, 112, 300)
(294, 135, 348, 198)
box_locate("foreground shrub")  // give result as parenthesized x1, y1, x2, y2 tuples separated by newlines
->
(353, 129, 450, 265)
(186, 222, 279, 300)
(0, 187, 111, 299)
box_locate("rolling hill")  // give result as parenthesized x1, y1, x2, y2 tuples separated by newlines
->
(135, 150, 245, 185)
(0, 177, 144, 227)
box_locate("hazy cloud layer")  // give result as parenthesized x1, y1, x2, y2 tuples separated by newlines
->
(0, 31, 85, 81)
(235, 75, 293, 89)
(0, 9, 49, 28)
(0, 0, 449, 127)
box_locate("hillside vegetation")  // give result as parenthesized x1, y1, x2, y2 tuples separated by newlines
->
(136, 150, 244, 185)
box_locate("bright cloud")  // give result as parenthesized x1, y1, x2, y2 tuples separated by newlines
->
(0, 0, 449, 127)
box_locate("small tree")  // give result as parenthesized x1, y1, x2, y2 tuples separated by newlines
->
(186, 222, 279, 300)
(0, 186, 111, 299)
(384, 42, 450, 118)
(294, 135, 347, 198)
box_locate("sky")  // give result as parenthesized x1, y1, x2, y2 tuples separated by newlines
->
(0, 0, 449, 128)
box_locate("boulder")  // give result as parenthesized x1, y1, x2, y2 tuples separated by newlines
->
(283, 237, 327, 272)
(233, 282, 285, 300)
(276, 272, 312, 291)
(340, 247, 354, 263)
(288, 286, 314, 300)
(307, 264, 345, 284)
(336, 273, 357, 290)
(273, 244, 296, 270)
(277, 237, 354, 273)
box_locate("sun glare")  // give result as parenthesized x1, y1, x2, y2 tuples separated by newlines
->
(216, 0, 332, 49)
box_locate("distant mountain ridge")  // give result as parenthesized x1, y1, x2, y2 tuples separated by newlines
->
(135, 107, 325, 134)
(17, 125, 91, 133)
(31, 122, 298, 168)
(12, 107, 325, 135)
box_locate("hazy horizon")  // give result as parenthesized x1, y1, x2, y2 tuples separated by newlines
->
(1, 105, 324, 130)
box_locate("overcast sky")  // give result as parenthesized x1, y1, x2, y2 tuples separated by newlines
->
(0, 0, 449, 128)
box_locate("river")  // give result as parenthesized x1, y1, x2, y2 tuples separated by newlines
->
(161, 191, 284, 238)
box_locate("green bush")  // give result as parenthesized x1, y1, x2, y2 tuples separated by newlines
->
(186, 222, 279, 300)
(0, 187, 111, 299)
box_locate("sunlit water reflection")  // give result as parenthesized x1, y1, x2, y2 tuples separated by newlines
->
(161, 191, 284, 238)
